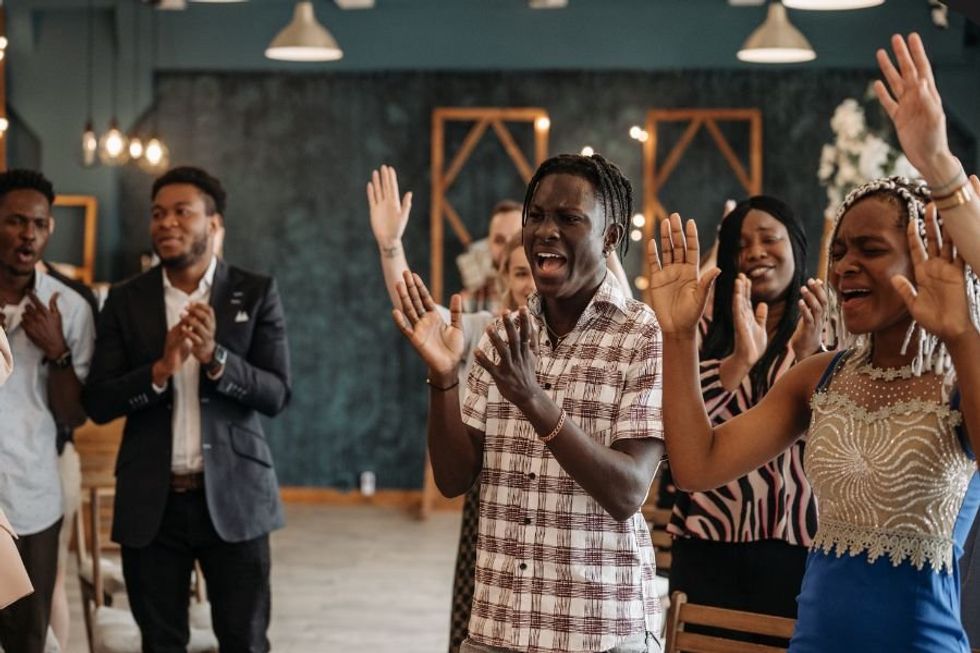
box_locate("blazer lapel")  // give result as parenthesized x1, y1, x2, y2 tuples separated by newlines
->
(210, 259, 232, 344)
(142, 266, 168, 360)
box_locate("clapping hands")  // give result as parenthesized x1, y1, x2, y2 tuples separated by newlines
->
(789, 278, 829, 361)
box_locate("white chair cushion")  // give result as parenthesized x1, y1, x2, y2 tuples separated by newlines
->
(92, 605, 218, 653)
(79, 556, 127, 595)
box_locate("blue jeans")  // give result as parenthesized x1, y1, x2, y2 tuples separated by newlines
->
(460, 632, 659, 653)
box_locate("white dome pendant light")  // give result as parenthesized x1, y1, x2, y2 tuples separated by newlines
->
(265, 2, 343, 62)
(737, 2, 817, 64)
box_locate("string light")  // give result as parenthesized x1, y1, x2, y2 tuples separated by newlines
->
(139, 136, 170, 173)
(630, 229, 643, 242)
(580, 146, 594, 157)
(535, 116, 551, 131)
(629, 125, 649, 142)
(98, 119, 130, 166)
(632, 213, 646, 227)
(128, 137, 145, 160)
(634, 276, 650, 290)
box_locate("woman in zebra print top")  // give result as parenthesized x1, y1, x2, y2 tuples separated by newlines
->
(665, 195, 828, 623)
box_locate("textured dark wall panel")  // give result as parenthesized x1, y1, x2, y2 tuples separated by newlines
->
(118, 70, 975, 489)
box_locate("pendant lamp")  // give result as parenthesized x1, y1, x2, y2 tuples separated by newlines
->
(98, 24, 129, 165)
(81, 0, 98, 166)
(783, 0, 883, 9)
(737, 2, 816, 64)
(127, 5, 144, 162)
(139, 10, 170, 174)
(265, 2, 343, 62)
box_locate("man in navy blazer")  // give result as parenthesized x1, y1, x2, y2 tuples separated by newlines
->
(83, 166, 290, 653)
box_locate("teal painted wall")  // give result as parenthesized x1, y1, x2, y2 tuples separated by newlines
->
(5, 0, 979, 281)
(112, 68, 972, 489)
(3, 1, 978, 488)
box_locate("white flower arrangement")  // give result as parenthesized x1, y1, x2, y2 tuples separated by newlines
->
(818, 86, 919, 213)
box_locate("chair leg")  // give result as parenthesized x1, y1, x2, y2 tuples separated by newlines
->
(79, 583, 95, 653)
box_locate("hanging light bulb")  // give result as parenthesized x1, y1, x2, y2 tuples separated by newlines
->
(82, 121, 98, 168)
(82, 0, 98, 167)
(265, 2, 344, 62)
(139, 136, 170, 173)
(126, 8, 144, 164)
(128, 135, 145, 160)
(98, 119, 130, 165)
(737, 2, 816, 64)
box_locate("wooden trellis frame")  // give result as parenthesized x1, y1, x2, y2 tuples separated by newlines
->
(429, 107, 550, 304)
(421, 107, 549, 519)
(641, 109, 763, 290)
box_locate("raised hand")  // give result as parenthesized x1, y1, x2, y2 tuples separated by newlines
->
(367, 165, 413, 252)
(392, 271, 465, 381)
(732, 273, 768, 367)
(891, 204, 971, 345)
(647, 213, 720, 336)
(474, 309, 541, 409)
(874, 33, 948, 177)
(22, 292, 68, 360)
(789, 278, 829, 361)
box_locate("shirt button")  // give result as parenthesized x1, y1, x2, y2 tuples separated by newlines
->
(519, 562, 528, 571)
(543, 382, 552, 390)
(528, 472, 536, 480)
(524, 517, 531, 525)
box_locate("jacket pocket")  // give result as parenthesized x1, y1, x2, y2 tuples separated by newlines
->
(229, 425, 273, 467)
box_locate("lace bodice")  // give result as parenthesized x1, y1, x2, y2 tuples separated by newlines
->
(805, 353, 974, 573)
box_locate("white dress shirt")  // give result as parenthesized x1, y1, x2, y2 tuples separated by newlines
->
(159, 256, 217, 474)
(0, 271, 95, 534)
(0, 326, 11, 385)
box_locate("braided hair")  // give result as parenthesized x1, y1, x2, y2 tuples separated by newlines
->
(825, 175, 980, 381)
(521, 153, 634, 257)
(702, 195, 807, 398)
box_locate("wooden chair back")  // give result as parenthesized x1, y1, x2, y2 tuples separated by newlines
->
(663, 591, 796, 653)
(75, 485, 115, 651)
(74, 418, 125, 549)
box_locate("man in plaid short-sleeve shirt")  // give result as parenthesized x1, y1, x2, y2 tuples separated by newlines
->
(393, 154, 664, 653)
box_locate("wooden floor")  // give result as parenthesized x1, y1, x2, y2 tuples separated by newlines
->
(64, 504, 461, 653)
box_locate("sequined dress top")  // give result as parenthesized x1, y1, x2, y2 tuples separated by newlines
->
(789, 350, 979, 652)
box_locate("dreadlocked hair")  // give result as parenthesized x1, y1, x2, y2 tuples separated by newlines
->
(702, 195, 807, 399)
(825, 175, 980, 385)
(521, 153, 633, 257)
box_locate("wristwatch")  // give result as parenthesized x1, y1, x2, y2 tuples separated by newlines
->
(47, 350, 73, 370)
(205, 345, 228, 376)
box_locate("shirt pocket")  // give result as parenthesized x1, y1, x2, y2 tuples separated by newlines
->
(554, 363, 623, 442)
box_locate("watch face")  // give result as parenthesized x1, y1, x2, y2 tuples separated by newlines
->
(215, 346, 227, 365)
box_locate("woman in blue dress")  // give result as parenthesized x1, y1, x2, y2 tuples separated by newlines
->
(645, 33, 980, 649)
